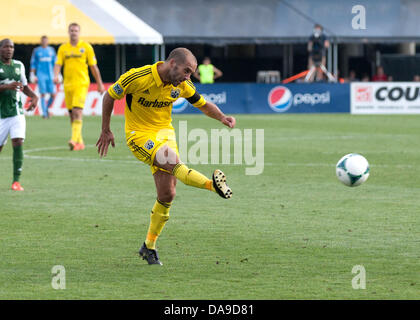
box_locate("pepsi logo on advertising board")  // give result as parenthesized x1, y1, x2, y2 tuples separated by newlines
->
(268, 86, 293, 112)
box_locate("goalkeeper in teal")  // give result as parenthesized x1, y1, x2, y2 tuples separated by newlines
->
(0, 39, 38, 191)
(30, 36, 56, 118)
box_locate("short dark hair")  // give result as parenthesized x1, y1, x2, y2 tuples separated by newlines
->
(0, 38, 13, 48)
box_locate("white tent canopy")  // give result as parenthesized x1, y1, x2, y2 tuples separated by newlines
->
(0, 0, 163, 45)
(71, 0, 163, 44)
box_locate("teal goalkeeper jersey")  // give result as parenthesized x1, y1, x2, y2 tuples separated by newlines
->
(0, 59, 27, 119)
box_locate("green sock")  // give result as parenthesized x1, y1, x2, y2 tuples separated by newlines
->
(13, 145, 23, 182)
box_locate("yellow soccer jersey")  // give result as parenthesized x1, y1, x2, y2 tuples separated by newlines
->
(56, 40, 97, 87)
(108, 61, 207, 132)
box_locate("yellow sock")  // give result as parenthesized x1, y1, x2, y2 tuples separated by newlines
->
(77, 119, 83, 144)
(172, 163, 215, 192)
(71, 119, 83, 143)
(71, 121, 77, 142)
(145, 199, 171, 250)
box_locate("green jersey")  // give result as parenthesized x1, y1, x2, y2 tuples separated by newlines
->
(0, 59, 27, 119)
(198, 64, 215, 84)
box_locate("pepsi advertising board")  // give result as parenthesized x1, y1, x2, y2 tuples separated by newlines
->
(23, 83, 350, 116)
(173, 83, 350, 114)
(265, 83, 349, 113)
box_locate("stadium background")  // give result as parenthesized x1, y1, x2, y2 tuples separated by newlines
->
(4, 0, 420, 117)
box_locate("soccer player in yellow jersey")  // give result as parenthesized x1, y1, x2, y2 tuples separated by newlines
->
(54, 23, 105, 151)
(96, 48, 235, 265)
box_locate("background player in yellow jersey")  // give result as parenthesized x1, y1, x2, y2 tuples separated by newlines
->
(96, 48, 236, 265)
(54, 23, 105, 151)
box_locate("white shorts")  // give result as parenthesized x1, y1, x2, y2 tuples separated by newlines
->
(0, 115, 26, 146)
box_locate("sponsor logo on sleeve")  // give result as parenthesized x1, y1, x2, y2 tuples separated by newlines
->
(144, 139, 155, 150)
(113, 84, 123, 95)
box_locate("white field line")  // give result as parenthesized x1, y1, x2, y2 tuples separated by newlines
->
(0, 145, 415, 169)
(21, 145, 139, 164)
(265, 162, 414, 168)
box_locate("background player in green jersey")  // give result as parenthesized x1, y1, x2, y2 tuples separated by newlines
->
(193, 57, 223, 84)
(0, 39, 38, 191)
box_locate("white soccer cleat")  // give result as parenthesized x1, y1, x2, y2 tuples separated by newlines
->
(212, 169, 232, 199)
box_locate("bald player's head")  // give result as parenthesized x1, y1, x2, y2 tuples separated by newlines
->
(166, 47, 197, 65)
(164, 47, 197, 86)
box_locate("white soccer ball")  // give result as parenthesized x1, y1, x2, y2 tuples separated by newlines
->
(336, 153, 370, 187)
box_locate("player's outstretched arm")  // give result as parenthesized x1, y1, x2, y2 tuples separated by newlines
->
(96, 92, 115, 157)
(199, 101, 236, 128)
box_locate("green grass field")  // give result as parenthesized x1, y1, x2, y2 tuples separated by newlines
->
(1, 114, 419, 299)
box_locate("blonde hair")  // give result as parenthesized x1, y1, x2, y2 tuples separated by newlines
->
(68, 23, 80, 30)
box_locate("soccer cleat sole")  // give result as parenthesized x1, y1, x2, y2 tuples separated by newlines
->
(139, 254, 163, 265)
(212, 169, 233, 199)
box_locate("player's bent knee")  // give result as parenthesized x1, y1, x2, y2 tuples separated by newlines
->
(72, 107, 83, 120)
(159, 189, 176, 203)
(11, 138, 23, 147)
(163, 192, 176, 203)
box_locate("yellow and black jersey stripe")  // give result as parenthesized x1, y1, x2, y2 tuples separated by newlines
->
(128, 139, 151, 161)
(185, 79, 195, 89)
(121, 67, 152, 88)
(184, 79, 201, 104)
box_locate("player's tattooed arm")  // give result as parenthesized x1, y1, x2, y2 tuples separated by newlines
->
(200, 101, 236, 128)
